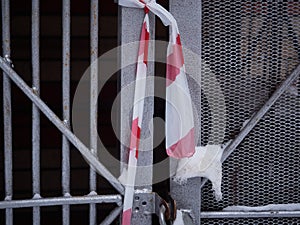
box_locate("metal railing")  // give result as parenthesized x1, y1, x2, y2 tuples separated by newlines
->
(1, 0, 124, 224)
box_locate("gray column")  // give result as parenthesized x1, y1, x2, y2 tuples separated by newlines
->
(169, 0, 202, 224)
(119, 6, 155, 225)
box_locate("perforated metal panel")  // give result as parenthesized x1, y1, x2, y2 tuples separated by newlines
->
(202, 217, 300, 225)
(201, 0, 300, 215)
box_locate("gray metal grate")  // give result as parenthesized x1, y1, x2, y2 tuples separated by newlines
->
(201, 0, 300, 212)
(201, 217, 300, 225)
(202, 87, 300, 210)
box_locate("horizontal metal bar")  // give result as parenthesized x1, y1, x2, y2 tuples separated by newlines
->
(201, 63, 300, 188)
(0, 195, 122, 209)
(0, 57, 125, 195)
(200, 210, 300, 219)
(99, 205, 123, 225)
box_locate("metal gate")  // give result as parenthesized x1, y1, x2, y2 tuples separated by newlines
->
(1, 0, 124, 224)
(1, 0, 300, 225)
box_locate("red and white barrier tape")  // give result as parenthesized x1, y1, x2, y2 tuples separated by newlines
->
(118, 0, 195, 224)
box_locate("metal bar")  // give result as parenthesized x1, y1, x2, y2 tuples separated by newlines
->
(99, 205, 123, 225)
(62, 0, 71, 224)
(200, 211, 300, 219)
(31, 0, 41, 224)
(2, 0, 13, 224)
(159, 206, 167, 225)
(169, 0, 202, 224)
(200, 63, 300, 189)
(90, 0, 99, 224)
(0, 195, 122, 209)
(119, 5, 155, 225)
(0, 59, 125, 194)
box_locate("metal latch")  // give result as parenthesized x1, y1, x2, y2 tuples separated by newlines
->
(132, 190, 177, 224)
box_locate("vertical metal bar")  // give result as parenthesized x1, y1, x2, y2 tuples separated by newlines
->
(62, 0, 71, 224)
(0, 55, 124, 194)
(119, 6, 155, 225)
(90, 0, 98, 224)
(169, 0, 202, 224)
(32, 0, 41, 224)
(2, 0, 13, 224)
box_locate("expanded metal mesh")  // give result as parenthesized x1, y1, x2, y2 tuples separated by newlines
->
(201, 218, 300, 225)
(201, 0, 300, 213)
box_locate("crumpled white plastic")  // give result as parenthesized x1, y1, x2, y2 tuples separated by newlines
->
(173, 145, 224, 201)
(173, 210, 194, 225)
(173, 210, 185, 225)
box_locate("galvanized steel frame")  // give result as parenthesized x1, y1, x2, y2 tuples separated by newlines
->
(31, 0, 41, 224)
(2, 0, 300, 224)
(1, 0, 125, 224)
(62, 0, 71, 224)
(2, 0, 13, 224)
(0, 195, 122, 209)
(119, 4, 155, 225)
(200, 210, 300, 219)
(169, 0, 202, 224)
(0, 31, 124, 196)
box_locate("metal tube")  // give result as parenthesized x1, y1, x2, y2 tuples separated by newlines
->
(2, 0, 13, 224)
(62, 0, 71, 224)
(221, 65, 300, 161)
(32, 0, 41, 224)
(99, 205, 123, 225)
(158, 205, 167, 225)
(200, 210, 300, 219)
(0, 58, 125, 195)
(0, 195, 122, 209)
(90, 0, 99, 224)
(169, 1, 202, 224)
(200, 63, 300, 189)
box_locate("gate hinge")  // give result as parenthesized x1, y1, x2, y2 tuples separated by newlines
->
(132, 190, 177, 223)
